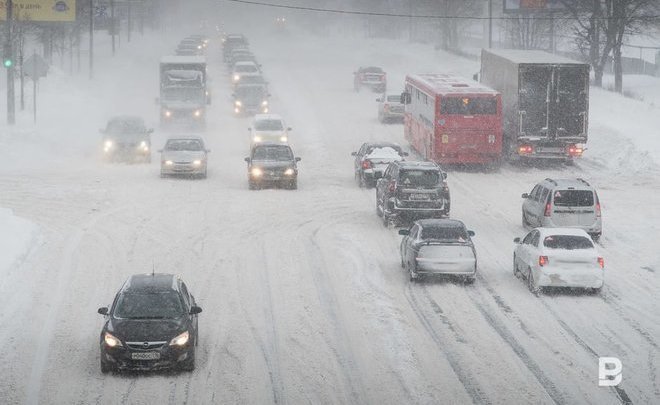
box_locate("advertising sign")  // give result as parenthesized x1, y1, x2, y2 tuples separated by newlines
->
(503, 0, 565, 13)
(0, 0, 76, 22)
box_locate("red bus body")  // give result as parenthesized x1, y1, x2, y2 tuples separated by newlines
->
(403, 74, 503, 165)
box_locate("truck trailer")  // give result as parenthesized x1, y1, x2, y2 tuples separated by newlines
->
(479, 49, 590, 161)
(159, 56, 208, 129)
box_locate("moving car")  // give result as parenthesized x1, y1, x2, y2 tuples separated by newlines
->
(351, 142, 407, 188)
(159, 136, 209, 178)
(377, 93, 405, 123)
(233, 84, 270, 115)
(522, 178, 602, 241)
(354, 66, 386, 92)
(376, 161, 450, 227)
(100, 116, 153, 163)
(222, 34, 249, 62)
(249, 114, 291, 144)
(399, 219, 477, 283)
(232, 61, 261, 85)
(513, 228, 604, 294)
(97, 273, 202, 372)
(244, 142, 300, 189)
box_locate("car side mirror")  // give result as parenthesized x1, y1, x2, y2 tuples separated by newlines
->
(473, 72, 480, 81)
(97, 307, 108, 315)
(147, 128, 154, 134)
(295, 157, 301, 162)
(398, 229, 410, 236)
(402, 152, 409, 157)
(206, 149, 211, 153)
(248, 127, 252, 131)
(287, 127, 292, 131)
(374, 172, 383, 180)
(468, 230, 475, 237)
(442, 172, 448, 180)
(244, 157, 251, 163)
(267, 93, 272, 97)
(513, 237, 521, 243)
(521, 193, 529, 199)
(190, 306, 203, 315)
(351, 151, 357, 156)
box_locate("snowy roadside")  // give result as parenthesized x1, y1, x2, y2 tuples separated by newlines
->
(0, 207, 38, 275)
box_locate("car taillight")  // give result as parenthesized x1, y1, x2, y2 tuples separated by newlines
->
(595, 194, 601, 217)
(381, 74, 386, 82)
(360, 73, 365, 80)
(544, 202, 552, 217)
(362, 160, 372, 169)
(539, 256, 549, 267)
(384, 103, 390, 112)
(518, 145, 534, 155)
(598, 257, 604, 269)
(388, 181, 397, 193)
(567, 144, 583, 157)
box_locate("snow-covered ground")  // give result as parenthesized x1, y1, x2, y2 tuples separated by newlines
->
(0, 208, 38, 275)
(0, 12, 658, 405)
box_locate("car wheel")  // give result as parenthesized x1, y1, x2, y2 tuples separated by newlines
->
(522, 211, 528, 227)
(527, 268, 539, 295)
(376, 197, 383, 217)
(464, 276, 475, 285)
(100, 358, 112, 374)
(400, 253, 405, 268)
(289, 179, 298, 190)
(181, 351, 195, 371)
(382, 211, 389, 228)
(409, 265, 418, 282)
(248, 181, 257, 190)
(513, 255, 520, 278)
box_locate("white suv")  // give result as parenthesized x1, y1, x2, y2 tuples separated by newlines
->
(248, 114, 291, 144)
(521, 178, 602, 241)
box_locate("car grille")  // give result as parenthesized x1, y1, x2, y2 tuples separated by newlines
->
(126, 341, 167, 350)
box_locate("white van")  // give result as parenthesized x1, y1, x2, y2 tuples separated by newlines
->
(521, 178, 602, 241)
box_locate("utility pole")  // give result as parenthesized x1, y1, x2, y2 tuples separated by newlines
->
(488, 0, 493, 48)
(110, 0, 115, 55)
(5, 0, 15, 125)
(127, 0, 131, 42)
(89, 0, 94, 78)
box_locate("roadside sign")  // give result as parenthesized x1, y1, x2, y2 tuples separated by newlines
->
(0, 0, 77, 22)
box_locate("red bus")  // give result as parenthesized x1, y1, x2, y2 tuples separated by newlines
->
(402, 74, 503, 165)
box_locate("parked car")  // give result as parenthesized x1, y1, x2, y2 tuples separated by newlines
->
(232, 61, 261, 85)
(399, 219, 476, 283)
(159, 136, 209, 178)
(377, 93, 405, 123)
(249, 114, 291, 144)
(233, 84, 270, 115)
(522, 178, 602, 241)
(227, 48, 253, 67)
(513, 228, 604, 294)
(244, 142, 300, 189)
(376, 160, 450, 227)
(351, 142, 407, 188)
(100, 116, 153, 163)
(354, 66, 386, 92)
(97, 273, 202, 372)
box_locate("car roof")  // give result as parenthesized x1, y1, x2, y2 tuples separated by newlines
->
(254, 114, 283, 121)
(363, 141, 401, 149)
(108, 115, 145, 123)
(253, 141, 291, 148)
(535, 227, 592, 238)
(540, 178, 593, 190)
(165, 135, 204, 142)
(234, 61, 257, 67)
(396, 160, 440, 169)
(415, 218, 466, 228)
(121, 273, 178, 293)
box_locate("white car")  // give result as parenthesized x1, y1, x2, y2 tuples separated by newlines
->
(232, 61, 261, 84)
(513, 228, 604, 294)
(159, 136, 209, 178)
(248, 114, 291, 144)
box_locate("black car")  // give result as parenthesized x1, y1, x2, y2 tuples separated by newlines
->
(354, 66, 386, 93)
(233, 84, 270, 115)
(101, 116, 153, 163)
(98, 273, 202, 373)
(375, 160, 450, 227)
(222, 34, 249, 62)
(351, 142, 408, 188)
(244, 142, 301, 189)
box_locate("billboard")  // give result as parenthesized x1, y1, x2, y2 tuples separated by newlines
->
(0, 0, 76, 22)
(503, 0, 565, 13)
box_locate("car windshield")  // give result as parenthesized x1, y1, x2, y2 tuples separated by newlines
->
(386, 95, 401, 102)
(106, 119, 146, 134)
(543, 235, 594, 250)
(421, 226, 468, 242)
(240, 76, 265, 85)
(254, 119, 284, 131)
(253, 145, 293, 161)
(236, 64, 258, 73)
(362, 67, 383, 73)
(399, 170, 439, 187)
(236, 86, 266, 99)
(165, 139, 203, 151)
(552, 190, 594, 207)
(113, 292, 185, 319)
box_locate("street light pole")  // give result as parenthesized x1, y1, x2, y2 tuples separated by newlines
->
(110, 0, 115, 55)
(488, 0, 493, 48)
(6, 0, 15, 125)
(89, 0, 94, 79)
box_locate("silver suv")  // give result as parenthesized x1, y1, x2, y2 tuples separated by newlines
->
(521, 178, 602, 241)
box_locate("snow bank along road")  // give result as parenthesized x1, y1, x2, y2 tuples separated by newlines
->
(0, 27, 658, 405)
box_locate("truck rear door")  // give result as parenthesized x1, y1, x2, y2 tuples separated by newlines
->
(556, 66, 588, 139)
(519, 66, 552, 138)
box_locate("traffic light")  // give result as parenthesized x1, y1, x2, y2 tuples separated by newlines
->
(3, 57, 12, 68)
(2, 45, 12, 68)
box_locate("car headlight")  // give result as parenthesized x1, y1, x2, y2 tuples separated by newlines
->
(235, 100, 242, 107)
(164, 110, 172, 117)
(104, 332, 122, 348)
(193, 160, 202, 165)
(233, 74, 240, 82)
(169, 331, 189, 346)
(193, 110, 202, 117)
(234, 107, 240, 114)
(284, 168, 295, 176)
(279, 136, 288, 142)
(164, 160, 174, 165)
(197, 45, 202, 49)
(251, 167, 263, 177)
(261, 100, 268, 106)
(253, 136, 262, 143)
(262, 107, 269, 113)
(104, 140, 113, 148)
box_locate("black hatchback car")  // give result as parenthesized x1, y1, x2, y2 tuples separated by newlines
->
(97, 273, 202, 373)
(245, 142, 301, 189)
(100, 116, 153, 163)
(375, 160, 450, 227)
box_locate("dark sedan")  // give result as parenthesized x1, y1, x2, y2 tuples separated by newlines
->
(98, 273, 202, 373)
(245, 142, 301, 189)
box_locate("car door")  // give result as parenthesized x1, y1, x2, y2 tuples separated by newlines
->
(355, 143, 367, 173)
(377, 164, 391, 203)
(525, 185, 542, 225)
(518, 230, 536, 269)
(402, 224, 419, 266)
(180, 282, 198, 334)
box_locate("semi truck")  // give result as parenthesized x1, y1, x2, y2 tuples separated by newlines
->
(159, 56, 208, 128)
(479, 49, 590, 161)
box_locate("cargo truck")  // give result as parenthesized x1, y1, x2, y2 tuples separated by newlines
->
(159, 56, 208, 129)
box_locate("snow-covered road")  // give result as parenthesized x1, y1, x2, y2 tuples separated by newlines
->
(0, 21, 658, 405)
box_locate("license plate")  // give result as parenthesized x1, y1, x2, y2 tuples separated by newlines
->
(536, 147, 562, 153)
(131, 352, 160, 360)
(410, 193, 430, 200)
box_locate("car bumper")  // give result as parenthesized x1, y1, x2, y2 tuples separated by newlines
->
(536, 268, 604, 289)
(387, 199, 449, 217)
(415, 258, 476, 275)
(540, 219, 602, 236)
(101, 344, 193, 371)
(250, 174, 296, 182)
(161, 163, 206, 175)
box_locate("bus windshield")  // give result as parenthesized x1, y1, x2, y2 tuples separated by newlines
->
(441, 97, 497, 115)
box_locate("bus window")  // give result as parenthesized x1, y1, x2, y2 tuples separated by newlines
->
(441, 97, 497, 115)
